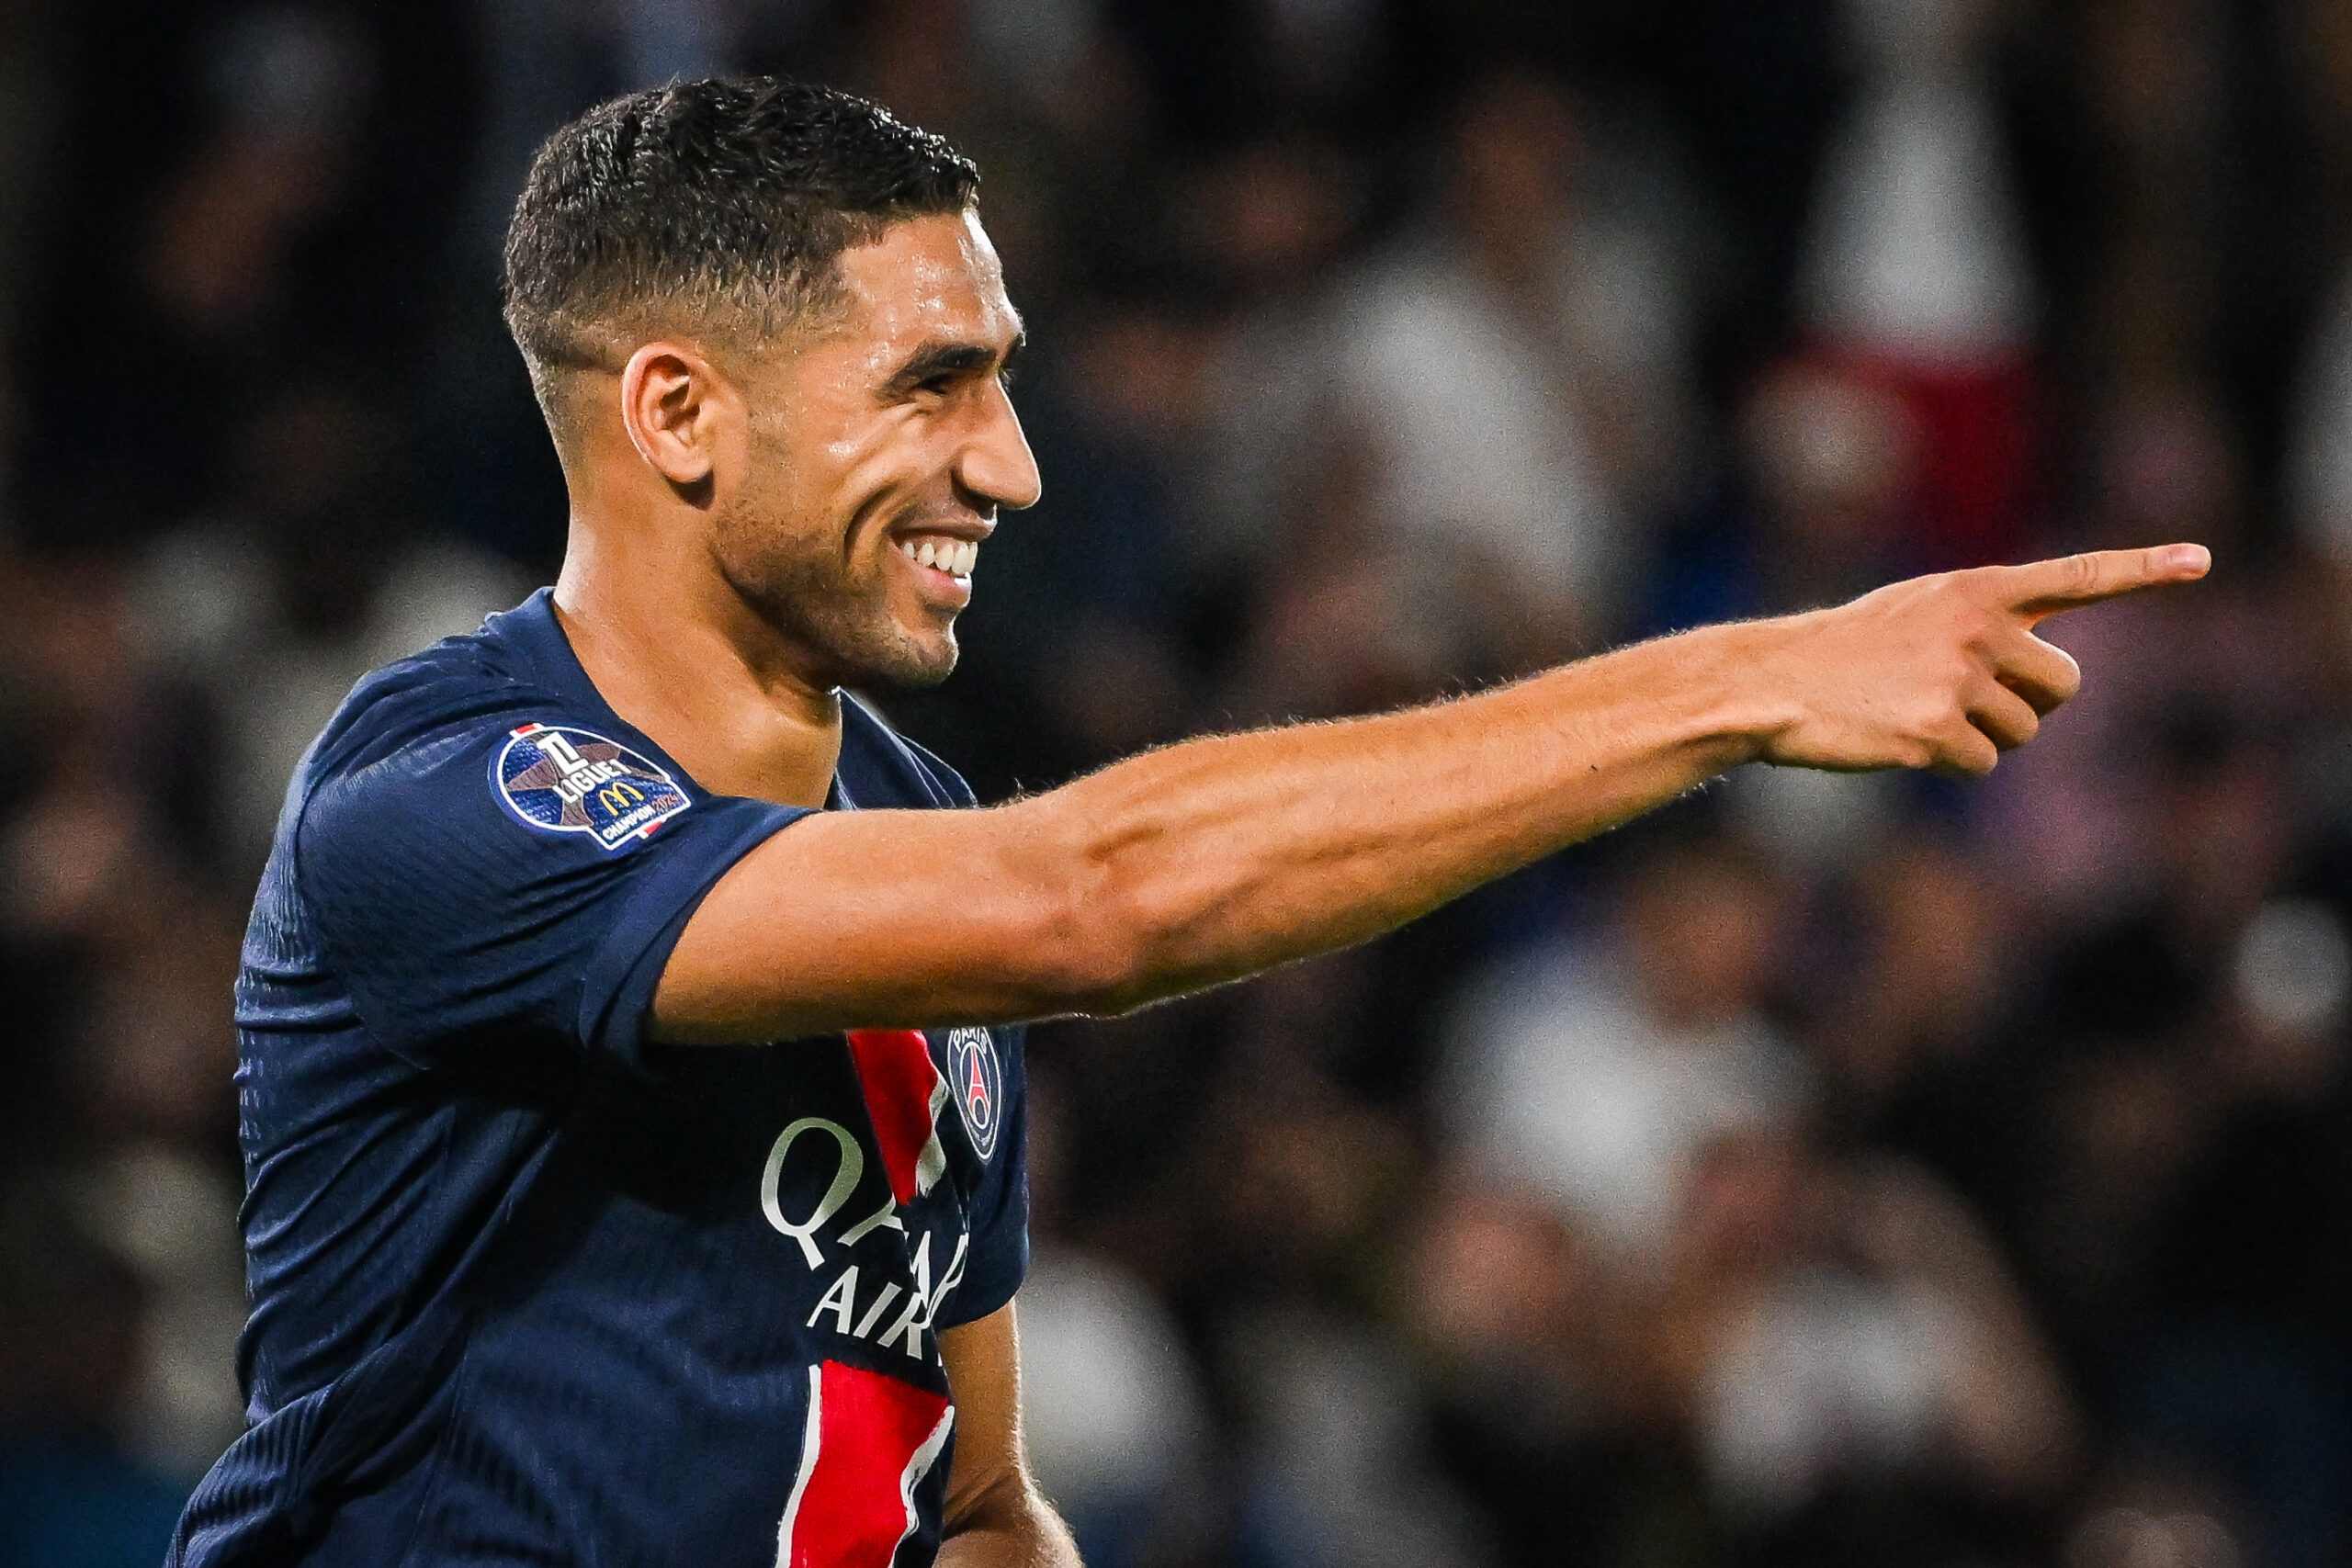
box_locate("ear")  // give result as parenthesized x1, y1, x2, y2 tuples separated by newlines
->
(617, 341, 737, 494)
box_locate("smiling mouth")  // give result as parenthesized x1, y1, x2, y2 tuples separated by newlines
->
(897, 537, 978, 579)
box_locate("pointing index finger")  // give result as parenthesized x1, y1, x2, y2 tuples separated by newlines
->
(1995, 544, 2211, 624)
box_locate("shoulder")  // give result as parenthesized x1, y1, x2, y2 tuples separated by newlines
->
(302, 623, 548, 783)
(288, 620, 673, 868)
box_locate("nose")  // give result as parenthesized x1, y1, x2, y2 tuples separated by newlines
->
(956, 378, 1043, 513)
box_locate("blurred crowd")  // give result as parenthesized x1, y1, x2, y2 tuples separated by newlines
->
(5, 0, 2352, 1565)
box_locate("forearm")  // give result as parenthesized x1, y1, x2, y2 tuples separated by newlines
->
(1026, 617, 1773, 1011)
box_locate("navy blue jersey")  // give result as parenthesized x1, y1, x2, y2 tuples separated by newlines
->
(171, 590, 1029, 1568)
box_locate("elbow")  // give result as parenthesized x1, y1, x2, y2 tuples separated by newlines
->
(1023, 868, 1159, 1018)
(1007, 809, 1167, 1018)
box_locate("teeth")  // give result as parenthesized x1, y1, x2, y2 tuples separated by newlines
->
(899, 538, 978, 575)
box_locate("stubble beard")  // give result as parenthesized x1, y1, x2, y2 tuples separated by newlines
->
(711, 494, 959, 693)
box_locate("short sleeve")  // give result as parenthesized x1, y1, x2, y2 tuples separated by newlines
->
(937, 1023, 1030, 1327)
(296, 703, 806, 1069)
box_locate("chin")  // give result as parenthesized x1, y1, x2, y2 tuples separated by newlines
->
(845, 628, 959, 692)
(865, 657, 956, 693)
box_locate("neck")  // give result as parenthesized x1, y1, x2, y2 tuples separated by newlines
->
(551, 489, 843, 810)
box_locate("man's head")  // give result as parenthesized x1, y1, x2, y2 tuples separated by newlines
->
(503, 78, 1039, 690)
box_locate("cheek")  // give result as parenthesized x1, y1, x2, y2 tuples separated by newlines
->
(741, 430, 856, 546)
(751, 396, 949, 547)
(812, 429, 937, 533)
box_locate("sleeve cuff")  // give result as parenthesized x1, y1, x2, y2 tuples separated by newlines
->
(935, 1188, 1029, 1328)
(577, 799, 810, 1067)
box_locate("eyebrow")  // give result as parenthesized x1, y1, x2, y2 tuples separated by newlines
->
(885, 328, 1027, 396)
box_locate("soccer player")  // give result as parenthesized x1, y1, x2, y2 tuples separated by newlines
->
(169, 76, 2206, 1568)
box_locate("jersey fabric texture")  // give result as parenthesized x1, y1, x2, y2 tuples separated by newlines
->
(169, 590, 1029, 1568)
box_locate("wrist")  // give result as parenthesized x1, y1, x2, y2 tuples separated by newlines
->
(1665, 618, 1807, 770)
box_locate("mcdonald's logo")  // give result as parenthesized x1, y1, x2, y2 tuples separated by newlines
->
(597, 781, 647, 813)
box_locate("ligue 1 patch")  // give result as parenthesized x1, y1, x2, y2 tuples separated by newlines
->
(492, 723, 690, 850)
(945, 1027, 1004, 1161)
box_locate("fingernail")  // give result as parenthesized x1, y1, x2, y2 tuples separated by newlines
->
(2164, 544, 2211, 574)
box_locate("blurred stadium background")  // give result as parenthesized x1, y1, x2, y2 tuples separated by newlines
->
(4, 1, 2352, 1564)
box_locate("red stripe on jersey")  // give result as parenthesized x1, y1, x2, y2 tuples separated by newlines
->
(844, 1030, 945, 1205)
(775, 1359, 955, 1568)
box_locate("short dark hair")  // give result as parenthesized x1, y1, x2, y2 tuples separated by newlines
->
(501, 77, 979, 398)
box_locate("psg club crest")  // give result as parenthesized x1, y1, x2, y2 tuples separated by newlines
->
(945, 1027, 1003, 1161)
(493, 723, 691, 851)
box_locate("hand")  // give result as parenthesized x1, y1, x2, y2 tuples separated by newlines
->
(1749, 544, 2211, 776)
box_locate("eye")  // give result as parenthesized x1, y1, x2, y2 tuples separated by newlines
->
(918, 373, 958, 397)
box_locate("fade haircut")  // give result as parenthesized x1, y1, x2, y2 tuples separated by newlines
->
(501, 77, 979, 418)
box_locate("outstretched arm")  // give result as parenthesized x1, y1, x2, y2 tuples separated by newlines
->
(653, 546, 2208, 1041)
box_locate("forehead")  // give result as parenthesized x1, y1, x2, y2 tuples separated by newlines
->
(826, 210, 1020, 358)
